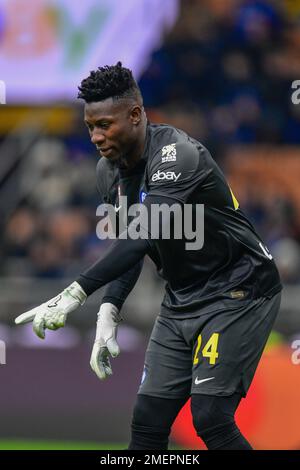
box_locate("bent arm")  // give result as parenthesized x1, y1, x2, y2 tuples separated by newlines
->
(77, 195, 180, 296)
(77, 232, 150, 296)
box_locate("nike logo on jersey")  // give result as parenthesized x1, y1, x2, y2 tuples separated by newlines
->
(151, 170, 181, 182)
(194, 377, 215, 385)
(114, 205, 122, 213)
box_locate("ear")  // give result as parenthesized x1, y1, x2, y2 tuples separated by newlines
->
(130, 105, 143, 125)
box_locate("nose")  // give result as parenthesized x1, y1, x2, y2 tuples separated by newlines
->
(91, 130, 105, 146)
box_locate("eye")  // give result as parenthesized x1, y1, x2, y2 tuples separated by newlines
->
(99, 122, 110, 129)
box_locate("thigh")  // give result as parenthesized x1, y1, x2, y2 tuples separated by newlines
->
(185, 292, 281, 397)
(138, 315, 192, 399)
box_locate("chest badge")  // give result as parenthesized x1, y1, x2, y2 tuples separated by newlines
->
(139, 190, 148, 203)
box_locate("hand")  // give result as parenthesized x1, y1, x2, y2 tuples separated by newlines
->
(90, 303, 122, 380)
(14, 281, 87, 339)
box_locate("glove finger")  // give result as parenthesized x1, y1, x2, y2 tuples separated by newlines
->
(102, 354, 113, 377)
(106, 338, 120, 358)
(14, 308, 38, 325)
(97, 354, 112, 379)
(33, 315, 46, 339)
(90, 349, 101, 376)
(54, 313, 66, 328)
(94, 359, 107, 380)
(104, 365, 113, 377)
(45, 313, 66, 331)
(46, 323, 60, 331)
(90, 347, 106, 380)
(93, 348, 112, 380)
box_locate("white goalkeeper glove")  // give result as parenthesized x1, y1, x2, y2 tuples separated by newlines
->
(14, 281, 87, 339)
(90, 302, 122, 380)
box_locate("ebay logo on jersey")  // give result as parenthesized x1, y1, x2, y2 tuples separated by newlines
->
(152, 170, 181, 182)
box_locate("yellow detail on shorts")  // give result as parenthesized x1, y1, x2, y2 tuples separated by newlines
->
(202, 333, 220, 365)
(193, 335, 202, 365)
(230, 187, 239, 210)
(193, 333, 220, 366)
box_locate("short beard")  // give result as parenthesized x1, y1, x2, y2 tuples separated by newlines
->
(111, 153, 131, 169)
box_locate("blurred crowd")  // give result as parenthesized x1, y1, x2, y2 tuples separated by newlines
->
(1, 137, 109, 280)
(140, 0, 300, 149)
(2, 0, 300, 287)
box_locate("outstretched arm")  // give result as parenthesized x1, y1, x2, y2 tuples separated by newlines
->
(14, 229, 150, 340)
(77, 232, 149, 296)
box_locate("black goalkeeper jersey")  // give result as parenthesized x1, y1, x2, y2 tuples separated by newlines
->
(89, 122, 282, 317)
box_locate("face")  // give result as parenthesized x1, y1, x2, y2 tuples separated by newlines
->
(84, 98, 143, 164)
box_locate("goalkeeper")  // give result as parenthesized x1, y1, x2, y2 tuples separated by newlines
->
(15, 63, 282, 450)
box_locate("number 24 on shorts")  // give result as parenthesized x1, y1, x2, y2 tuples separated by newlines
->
(193, 333, 220, 365)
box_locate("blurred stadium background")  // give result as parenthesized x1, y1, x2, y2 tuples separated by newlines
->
(1, 0, 300, 450)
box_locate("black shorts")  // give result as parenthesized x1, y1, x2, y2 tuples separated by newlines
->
(138, 292, 281, 398)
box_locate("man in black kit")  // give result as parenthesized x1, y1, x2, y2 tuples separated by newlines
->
(15, 63, 282, 450)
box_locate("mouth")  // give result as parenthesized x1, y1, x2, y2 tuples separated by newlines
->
(97, 147, 112, 156)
